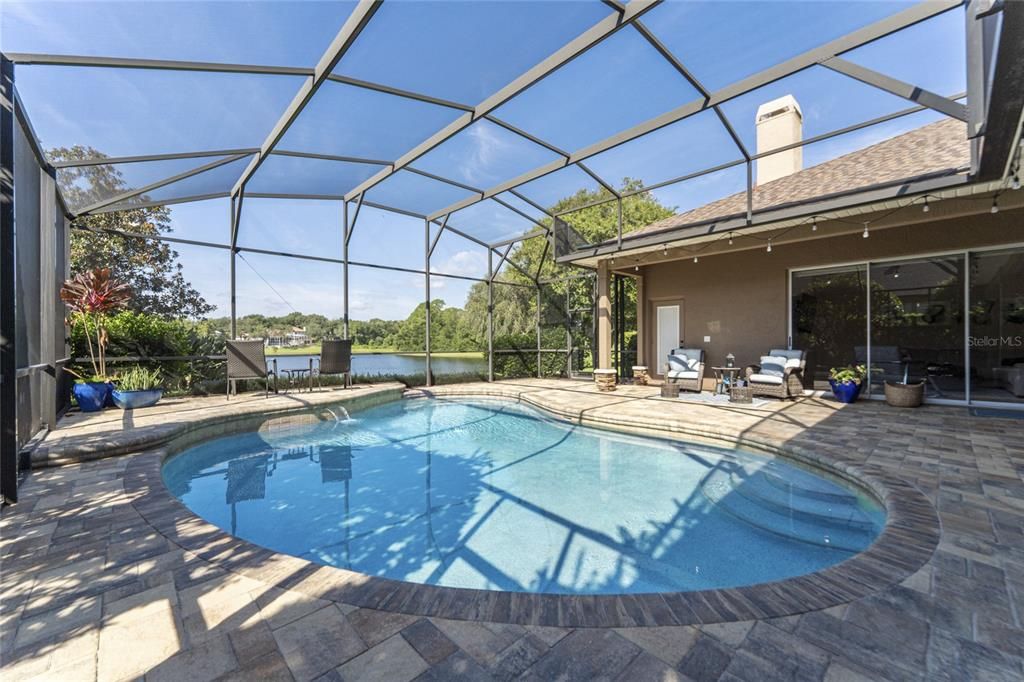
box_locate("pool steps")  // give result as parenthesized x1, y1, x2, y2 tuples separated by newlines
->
(701, 467, 881, 552)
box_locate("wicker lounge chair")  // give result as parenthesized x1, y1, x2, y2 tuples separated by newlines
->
(315, 338, 352, 390)
(226, 340, 277, 400)
(744, 348, 806, 399)
(664, 348, 706, 393)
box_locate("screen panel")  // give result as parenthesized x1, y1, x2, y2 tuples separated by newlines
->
(491, 26, 702, 153)
(16, 66, 302, 158)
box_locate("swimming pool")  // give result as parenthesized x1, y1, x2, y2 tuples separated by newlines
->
(162, 397, 885, 595)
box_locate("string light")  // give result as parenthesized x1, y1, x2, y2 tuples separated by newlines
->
(610, 258, 615, 265)
(766, 240, 772, 253)
(662, 244, 668, 255)
(991, 196, 999, 214)
(693, 256, 698, 263)
(728, 233, 733, 245)
(922, 197, 930, 213)
(1013, 174, 1021, 191)
(811, 219, 817, 231)
(634, 264, 639, 272)
(862, 222, 870, 239)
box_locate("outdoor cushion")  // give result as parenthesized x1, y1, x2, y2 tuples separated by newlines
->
(749, 373, 784, 385)
(667, 355, 690, 371)
(760, 355, 788, 377)
(769, 348, 804, 361)
(785, 357, 802, 370)
(676, 349, 704, 367)
(667, 370, 699, 380)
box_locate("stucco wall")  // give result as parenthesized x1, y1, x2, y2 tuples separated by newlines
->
(639, 208, 1023, 379)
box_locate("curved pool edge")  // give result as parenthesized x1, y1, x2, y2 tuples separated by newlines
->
(126, 384, 940, 628)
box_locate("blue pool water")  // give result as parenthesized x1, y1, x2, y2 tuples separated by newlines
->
(163, 398, 885, 594)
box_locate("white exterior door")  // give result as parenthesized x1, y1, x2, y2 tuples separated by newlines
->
(656, 305, 680, 376)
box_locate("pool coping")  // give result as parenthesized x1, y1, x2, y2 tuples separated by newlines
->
(123, 383, 941, 629)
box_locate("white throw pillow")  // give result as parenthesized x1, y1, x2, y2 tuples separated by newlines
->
(760, 355, 788, 377)
(667, 354, 689, 371)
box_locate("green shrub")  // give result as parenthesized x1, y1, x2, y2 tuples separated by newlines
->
(492, 331, 568, 379)
(69, 310, 226, 395)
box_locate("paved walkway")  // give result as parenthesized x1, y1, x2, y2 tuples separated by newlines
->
(2, 379, 1022, 681)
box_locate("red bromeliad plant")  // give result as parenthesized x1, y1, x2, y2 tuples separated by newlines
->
(60, 268, 132, 381)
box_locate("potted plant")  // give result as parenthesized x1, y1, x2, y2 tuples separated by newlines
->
(60, 268, 131, 412)
(111, 365, 164, 409)
(828, 364, 867, 404)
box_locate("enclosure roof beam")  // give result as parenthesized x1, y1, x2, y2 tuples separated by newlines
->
(90, 191, 231, 214)
(52, 147, 260, 168)
(76, 152, 249, 216)
(632, 19, 750, 160)
(425, 0, 959, 220)
(272, 149, 392, 166)
(3, 52, 314, 76)
(344, 193, 365, 247)
(509, 190, 553, 218)
(548, 95, 963, 218)
(326, 74, 473, 111)
(230, 0, 383, 198)
(343, 0, 660, 202)
(821, 57, 969, 121)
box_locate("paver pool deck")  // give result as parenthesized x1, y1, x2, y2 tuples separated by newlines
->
(2, 378, 1022, 681)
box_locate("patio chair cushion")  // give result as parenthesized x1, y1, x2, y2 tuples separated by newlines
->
(667, 370, 699, 380)
(769, 349, 805, 361)
(760, 355, 789, 377)
(668, 353, 699, 372)
(749, 372, 784, 385)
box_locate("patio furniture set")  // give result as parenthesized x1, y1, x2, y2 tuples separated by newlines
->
(225, 338, 353, 399)
(659, 347, 807, 402)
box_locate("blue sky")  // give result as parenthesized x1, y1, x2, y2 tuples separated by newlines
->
(4, 1, 965, 319)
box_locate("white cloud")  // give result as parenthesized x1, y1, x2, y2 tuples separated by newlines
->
(435, 249, 486, 278)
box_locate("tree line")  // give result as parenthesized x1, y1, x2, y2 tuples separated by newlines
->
(60, 145, 675, 355)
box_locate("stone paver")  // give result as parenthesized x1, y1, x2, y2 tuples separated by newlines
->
(1, 378, 1022, 680)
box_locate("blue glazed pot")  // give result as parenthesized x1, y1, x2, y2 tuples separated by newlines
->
(72, 382, 111, 412)
(111, 388, 164, 410)
(829, 379, 861, 404)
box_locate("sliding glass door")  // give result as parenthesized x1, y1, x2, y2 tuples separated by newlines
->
(869, 255, 965, 400)
(969, 248, 1024, 404)
(791, 265, 867, 390)
(791, 244, 1023, 407)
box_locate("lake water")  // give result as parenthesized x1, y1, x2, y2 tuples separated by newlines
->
(269, 353, 486, 377)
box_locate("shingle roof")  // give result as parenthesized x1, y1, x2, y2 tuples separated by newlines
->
(634, 118, 970, 236)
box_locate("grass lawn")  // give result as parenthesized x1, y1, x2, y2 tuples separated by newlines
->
(265, 344, 483, 360)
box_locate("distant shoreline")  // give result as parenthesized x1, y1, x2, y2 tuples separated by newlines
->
(264, 345, 484, 359)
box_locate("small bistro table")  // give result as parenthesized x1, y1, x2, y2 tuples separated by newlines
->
(712, 366, 742, 395)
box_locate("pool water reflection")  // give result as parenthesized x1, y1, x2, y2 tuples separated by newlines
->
(162, 398, 884, 594)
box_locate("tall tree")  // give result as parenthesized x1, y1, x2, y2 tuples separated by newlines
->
(52, 146, 215, 320)
(461, 178, 675, 342)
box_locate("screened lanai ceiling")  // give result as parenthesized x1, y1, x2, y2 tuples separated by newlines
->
(4, 0, 1011, 254)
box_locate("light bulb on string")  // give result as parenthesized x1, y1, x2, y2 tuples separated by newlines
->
(862, 222, 870, 239)
(766, 240, 772, 253)
(1013, 174, 1021, 191)
(693, 256, 698, 263)
(922, 197, 930, 213)
(728, 233, 733, 245)
(811, 219, 817, 232)
(991, 196, 1000, 214)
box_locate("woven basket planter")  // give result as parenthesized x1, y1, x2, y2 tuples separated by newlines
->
(884, 381, 924, 408)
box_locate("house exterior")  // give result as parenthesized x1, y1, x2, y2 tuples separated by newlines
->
(563, 98, 1024, 408)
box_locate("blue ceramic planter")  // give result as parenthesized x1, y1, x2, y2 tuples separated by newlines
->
(829, 379, 861, 404)
(111, 388, 164, 410)
(72, 381, 111, 412)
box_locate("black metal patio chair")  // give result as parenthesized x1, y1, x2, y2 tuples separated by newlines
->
(315, 338, 352, 390)
(226, 340, 277, 400)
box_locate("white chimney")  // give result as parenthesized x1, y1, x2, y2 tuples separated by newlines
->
(755, 95, 803, 185)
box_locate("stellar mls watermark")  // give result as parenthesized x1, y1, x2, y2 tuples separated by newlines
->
(969, 335, 1024, 347)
